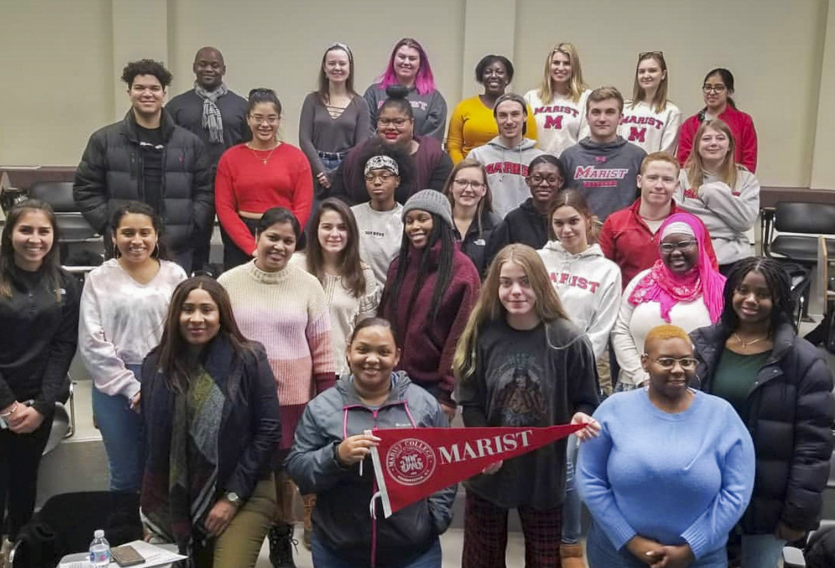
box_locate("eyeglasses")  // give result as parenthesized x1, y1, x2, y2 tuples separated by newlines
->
(453, 179, 486, 190)
(702, 84, 727, 94)
(639, 50, 664, 58)
(659, 240, 697, 253)
(378, 117, 409, 128)
(365, 172, 396, 182)
(645, 356, 698, 370)
(528, 175, 561, 185)
(250, 114, 279, 125)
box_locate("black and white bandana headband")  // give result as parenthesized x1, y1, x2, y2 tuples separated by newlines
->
(364, 155, 399, 176)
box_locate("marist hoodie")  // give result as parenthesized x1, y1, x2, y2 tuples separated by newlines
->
(560, 136, 647, 221)
(468, 136, 545, 218)
(537, 241, 622, 358)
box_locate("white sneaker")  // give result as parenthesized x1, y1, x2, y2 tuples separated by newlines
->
(0, 537, 12, 568)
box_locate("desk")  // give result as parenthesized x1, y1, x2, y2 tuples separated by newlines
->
(0, 166, 76, 191)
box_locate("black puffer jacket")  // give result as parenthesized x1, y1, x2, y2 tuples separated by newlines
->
(691, 321, 835, 533)
(73, 110, 213, 255)
(485, 198, 548, 267)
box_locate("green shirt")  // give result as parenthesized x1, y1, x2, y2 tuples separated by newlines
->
(711, 348, 772, 414)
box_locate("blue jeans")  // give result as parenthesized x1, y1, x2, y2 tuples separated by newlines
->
(310, 532, 442, 568)
(92, 364, 142, 492)
(740, 533, 786, 568)
(562, 434, 581, 544)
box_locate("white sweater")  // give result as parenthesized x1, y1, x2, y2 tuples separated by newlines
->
(612, 269, 712, 387)
(675, 169, 760, 265)
(351, 202, 404, 289)
(618, 100, 682, 154)
(290, 254, 380, 376)
(524, 89, 590, 157)
(78, 259, 187, 399)
(537, 241, 622, 358)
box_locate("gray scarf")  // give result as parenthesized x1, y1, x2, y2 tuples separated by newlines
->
(194, 82, 228, 144)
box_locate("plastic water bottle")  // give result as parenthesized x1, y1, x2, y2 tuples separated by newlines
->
(89, 529, 110, 567)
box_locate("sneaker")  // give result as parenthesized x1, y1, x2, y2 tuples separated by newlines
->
(0, 537, 12, 568)
(268, 524, 297, 568)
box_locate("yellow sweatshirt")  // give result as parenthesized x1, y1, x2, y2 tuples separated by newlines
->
(446, 95, 538, 163)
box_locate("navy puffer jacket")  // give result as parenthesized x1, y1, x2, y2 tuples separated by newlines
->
(691, 321, 834, 533)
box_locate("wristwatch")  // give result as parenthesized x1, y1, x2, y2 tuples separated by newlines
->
(225, 492, 241, 506)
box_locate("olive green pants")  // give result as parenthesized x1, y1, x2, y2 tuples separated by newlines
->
(212, 477, 276, 568)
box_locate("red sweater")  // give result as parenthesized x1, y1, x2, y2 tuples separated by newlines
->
(379, 242, 480, 405)
(676, 105, 758, 173)
(215, 143, 313, 254)
(599, 199, 718, 289)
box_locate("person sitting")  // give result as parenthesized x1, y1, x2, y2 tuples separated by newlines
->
(286, 317, 455, 568)
(578, 324, 755, 568)
(612, 213, 725, 390)
(139, 276, 281, 568)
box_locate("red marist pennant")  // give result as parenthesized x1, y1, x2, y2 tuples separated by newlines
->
(369, 424, 582, 518)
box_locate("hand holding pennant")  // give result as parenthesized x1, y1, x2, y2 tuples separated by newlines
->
(368, 424, 583, 518)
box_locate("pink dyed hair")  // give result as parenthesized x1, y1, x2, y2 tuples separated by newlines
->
(375, 38, 437, 95)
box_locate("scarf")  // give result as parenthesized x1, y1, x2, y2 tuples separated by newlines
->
(194, 82, 228, 144)
(141, 346, 227, 567)
(628, 213, 726, 323)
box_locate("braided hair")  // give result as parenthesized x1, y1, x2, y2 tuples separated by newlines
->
(720, 257, 794, 333)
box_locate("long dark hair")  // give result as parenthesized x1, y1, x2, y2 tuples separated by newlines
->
(0, 199, 62, 299)
(720, 257, 794, 334)
(155, 276, 251, 393)
(306, 198, 367, 297)
(386, 212, 455, 340)
(109, 201, 167, 260)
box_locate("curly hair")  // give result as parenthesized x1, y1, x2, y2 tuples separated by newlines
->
(121, 59, 173, 88)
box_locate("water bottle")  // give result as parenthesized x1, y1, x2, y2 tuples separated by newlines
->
(89, 529, 110, 567)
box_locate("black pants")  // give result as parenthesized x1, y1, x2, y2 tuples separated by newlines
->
(0, 417, 52, 539)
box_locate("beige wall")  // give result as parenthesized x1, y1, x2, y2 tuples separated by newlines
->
(2, 0, 834, 189)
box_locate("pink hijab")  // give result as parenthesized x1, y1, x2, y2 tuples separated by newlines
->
(628, 213, 726, 323)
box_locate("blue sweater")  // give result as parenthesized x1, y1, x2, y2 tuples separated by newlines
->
(577, 389, 755, 560)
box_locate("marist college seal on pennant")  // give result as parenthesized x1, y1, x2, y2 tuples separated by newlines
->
(386, 438, 437, 486)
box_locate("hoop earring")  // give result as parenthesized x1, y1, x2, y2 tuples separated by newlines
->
(153, 242, 160, 258)
(113, 246, 121, 259)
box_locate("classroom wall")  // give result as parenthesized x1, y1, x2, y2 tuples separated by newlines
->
(1, 0, 834, 189)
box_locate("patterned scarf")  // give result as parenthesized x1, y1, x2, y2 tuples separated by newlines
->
(143, 367, 225, 566)
(194, 82, 228, 144)
(628, 213, 726, 323)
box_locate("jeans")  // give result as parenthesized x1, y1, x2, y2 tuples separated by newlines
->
(310, 531, 442, 568)
(562, 435, 581, 544)
(740, 533, 786, 568)
(92, 364, 142, 492)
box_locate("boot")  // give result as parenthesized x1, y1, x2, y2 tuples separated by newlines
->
(0, 538, 12, 568)
(268, 524, 297, 568)
(560, 542, 586, 568)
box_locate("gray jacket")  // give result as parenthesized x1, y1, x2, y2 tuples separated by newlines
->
(285, 372, 455, 567)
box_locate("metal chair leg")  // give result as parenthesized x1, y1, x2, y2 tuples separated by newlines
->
(65, 380, 76, 439)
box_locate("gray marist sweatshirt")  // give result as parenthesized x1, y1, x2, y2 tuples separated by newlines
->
(468, 136, 545, 218)
(560, 136, 647, 221)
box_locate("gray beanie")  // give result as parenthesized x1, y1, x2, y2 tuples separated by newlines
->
(402, 189, 453, 228)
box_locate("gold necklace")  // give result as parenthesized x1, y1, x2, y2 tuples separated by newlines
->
(247, 142, 279, 165)
(733, 332, 769, 349)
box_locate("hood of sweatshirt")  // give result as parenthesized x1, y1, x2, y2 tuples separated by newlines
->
(541, 240, 605, 259)
(576, 135, 629, 154)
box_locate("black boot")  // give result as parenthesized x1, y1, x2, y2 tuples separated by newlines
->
(268, 524, 297, 568)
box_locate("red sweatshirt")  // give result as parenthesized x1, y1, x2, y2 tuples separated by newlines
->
(676, 105, 758, 173)
(599, 199, 718, 289)
(215, 143, 313, 254)
(379, 241, 480, 406)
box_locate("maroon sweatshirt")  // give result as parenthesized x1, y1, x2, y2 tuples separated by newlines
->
(379, 241, 480, 405)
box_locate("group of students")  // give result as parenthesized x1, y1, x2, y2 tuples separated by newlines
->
(0, 35, 832, 568)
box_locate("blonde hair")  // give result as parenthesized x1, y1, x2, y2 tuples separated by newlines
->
(453, 244, 570, 381)
(537, 42, 588, 104)
(630, 52, 669, 113)
(684, 119, 740, 193)
(640, 151, 680, 175)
